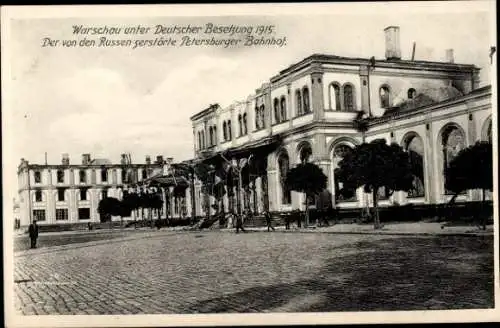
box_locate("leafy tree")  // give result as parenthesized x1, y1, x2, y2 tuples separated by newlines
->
(97, 197, 124, 228)
(286, 162, 328, 227)
(445, 141, 493, 229)
(335, 138, 413, 229)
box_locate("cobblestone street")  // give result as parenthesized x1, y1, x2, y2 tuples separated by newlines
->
(13, 231, 494, 315)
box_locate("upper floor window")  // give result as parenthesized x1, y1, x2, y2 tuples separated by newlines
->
(255, 107, 260, 130)
(329, 83, 341, 110)
(227, 120, 232, 140)
(57, 188, 65, 201)
(208, 126, 213, 146)
(57, 169, 64, 183)
(259, 105, 266, 129)
(213, 126, 217, 144)
(280, 97, 287, 121)
(35, 190, 42, 202)
(34, 171, 41, 184)
(273, 98, 280, 124)
(121, 169, 127, 183)
(223, 121, 228, 141)
(302, 87, 310, 113)
(380, 85, 391, 108)
(295, 90, 302, 115)
(79, 170, 86, 183)
(142, 169, 148, 180)
(408, 88, 417, 99)
(101, 167, 108, 182)
(80, 187, 89, 201)
(238, 114, 243, 136)
(242, 113, 248, 135)
(343, 84, 355, 111)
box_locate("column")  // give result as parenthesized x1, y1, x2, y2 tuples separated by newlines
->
(425, 122, 437, 204)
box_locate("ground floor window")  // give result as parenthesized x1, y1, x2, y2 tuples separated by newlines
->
(56, 208, 69, 221)
(78, 208, 90, 220)
(33, 209, 46, 221)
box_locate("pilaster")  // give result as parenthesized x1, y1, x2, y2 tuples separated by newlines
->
(311, 71, 325, 120)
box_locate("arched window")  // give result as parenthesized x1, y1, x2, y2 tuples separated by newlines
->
(442, 124, 466, 194)
(223, 121, 227, 141)
(35, 190, 42, 202)
(243, 113, 248, 135)
(261, 106, 266, 128)
(277, 151, 291, 205)
(299, 143, 313, 164)
(295, 90, 302, 115)
(343, 84, 354, 111)
(332, 144, 357, 202)
(238, 114, 243, 136)
(329, 83, 341, 110)
(255, 107, 260, 130)
(403, 133, 425, 198)
(79, 170, 86, 183)
(302, 87, 310, 113)
(213, 126, 217, 144)
(227, 120, 232, 140)
(408, 88, 417, 99)
(487, 121, 492, 144)
(280, 97, 287, 121)
(209, 126, 213, 146)
(201, 132, 205, 149)
(380, 85, 391, 108)
(273, 98, 280, 123)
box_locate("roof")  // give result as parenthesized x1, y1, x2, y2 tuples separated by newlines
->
(90, 158, 112, 165)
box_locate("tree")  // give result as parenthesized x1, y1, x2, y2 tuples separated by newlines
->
(97, 197, 124, 228)
(335, 138, 413, 229)
(445, 141, 493, 229)
(286, 162, 328, 227)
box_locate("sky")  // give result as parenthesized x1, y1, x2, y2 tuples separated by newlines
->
(4, 2, 494, 169)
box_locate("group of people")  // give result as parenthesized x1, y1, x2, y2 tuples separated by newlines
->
(228, 210, 275, 233)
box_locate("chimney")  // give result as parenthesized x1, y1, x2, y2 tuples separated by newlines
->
(120, 154, 128, 165)
(145, 155, 151, 165)
(384, 26, 401, 60)
(156, 155, 164, 164)
(82, 154, 91, 165)
(445, 49, 454, 63)
(62, 153, 70, 165)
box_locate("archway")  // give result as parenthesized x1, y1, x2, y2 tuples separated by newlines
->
(297, 141, 313, 164)
(402, 132, 425, 198)
(439, 123, 466, 195)
(277, 150, 291, 205)
(331, 143, 357, 203)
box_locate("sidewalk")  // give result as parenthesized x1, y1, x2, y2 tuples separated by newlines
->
(217, 221, 494, 236)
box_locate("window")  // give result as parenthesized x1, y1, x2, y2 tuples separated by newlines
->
(302, 87, 310, 113)
(243, 113, 248, 135)
(80, 187, 88, 201)
(404, 133, 425, 198)
(255, 107, 260, 129)
(56, 208, 69, 221)
(121, 169, 127, 183)
(380, 85, 391, 108)
(280, 97, 287, 121)
(142, 169, 148, 180)
(238, 115, 243, 136)
(33, 209, 46, 221)
(343, 84, 354, 111)
(223, 121, 228, 140)
(329, 83, 341, 110)
(57, 188, 66, 201)
(333, 144, 357, 202)
(213, 126, 217, 143)
(299, 144, 313, 164)
(408, 88, 417, 99)
(442, 125, 466, 194)
(57, 169, 64, 183)
(227, 120, 232, 140)
(79, 170, 86, 183)
(259, 105, 265, 128)
(35, 190, 42, 202)
(208, 127, 213, 146)
(34, 171, 41, 183)
(278, 152, 291, 204)
(295, 90, 302, 115)
(198, 132, 202, 149)
(102, 188, 109, 199)
(201, 131, 205, 148)
(274, 98, 280, 123)
(101, 167, 108, 182)
(78, 208, 90, 220)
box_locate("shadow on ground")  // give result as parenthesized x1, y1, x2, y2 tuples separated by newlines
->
(192, 236, 494, 313)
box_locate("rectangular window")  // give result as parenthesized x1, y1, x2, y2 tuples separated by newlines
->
(56, 208, 69, 221)
(57, 188, 65, 201)
(57, 170, 64, 183)
(101, 168, 108, 182)
(142, 169, 148, 180)
(35, 190, 42, 202)
(34, 171, 41, 183)
(78, 208, 90, 220)
(121, 169, 127, 183)
(102, 188, 108, 199)
(33, 209, 46, 221)
(79, 170, 87, 183)
(80, 188, 88, 201)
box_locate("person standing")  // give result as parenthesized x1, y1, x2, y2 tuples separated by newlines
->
(264, 211, 275, 232)
(28, 220, 39, 249)
(235, 211, 246, 234)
